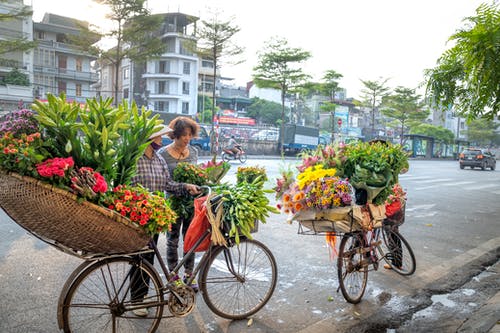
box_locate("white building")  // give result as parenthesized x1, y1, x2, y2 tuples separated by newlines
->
(32, 13, 98, 103)
(0, 0, 33, 112)
(122, 12, 199, 117)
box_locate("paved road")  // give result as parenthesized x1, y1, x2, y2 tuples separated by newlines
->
(0, 159, 499, 332)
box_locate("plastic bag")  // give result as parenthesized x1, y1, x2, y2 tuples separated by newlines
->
(183, 196, 211, 253)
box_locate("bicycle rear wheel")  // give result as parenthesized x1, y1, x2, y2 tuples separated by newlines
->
(337, 233, 368, 304)
(200, 238, 277, 319)
(62, 257, 164, 333)
(378, 228, 416, 275)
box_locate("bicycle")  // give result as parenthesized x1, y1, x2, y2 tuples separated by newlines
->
(337, 221, 416, 303)
(296, 204, 415, 304)
(57, 188, 278, 332)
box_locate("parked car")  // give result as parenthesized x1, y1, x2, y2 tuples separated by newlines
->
(459, 148, 496, 170)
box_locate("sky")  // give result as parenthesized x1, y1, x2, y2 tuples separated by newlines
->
(29, 0, 489, 99)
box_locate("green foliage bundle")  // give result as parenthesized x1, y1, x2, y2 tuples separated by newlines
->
(32, 93, 161, 187)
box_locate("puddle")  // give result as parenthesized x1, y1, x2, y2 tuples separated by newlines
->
(431, 294, 456, 307)
(462, 289, 475, 296)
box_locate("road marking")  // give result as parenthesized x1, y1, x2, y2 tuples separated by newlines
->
(405, 204, 436, 211)
(417, 178, 453, 184)
(466, 184, 500, 191)
(400, 175, 434, 180)
(440, 181, 475, 186)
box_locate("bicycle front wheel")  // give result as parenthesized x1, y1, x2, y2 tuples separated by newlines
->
(200, 238, 277, 319)
(378, 228, 416, 276)
(337, 233, 368, 304)
(62, 257, 164, 333)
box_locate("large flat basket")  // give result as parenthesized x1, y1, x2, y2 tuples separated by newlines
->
(0, 172, 150, 257)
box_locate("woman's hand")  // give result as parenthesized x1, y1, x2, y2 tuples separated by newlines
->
(185, 184, 201, 195)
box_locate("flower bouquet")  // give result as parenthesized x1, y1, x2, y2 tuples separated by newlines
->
(200, 159, 230, 185)
(275, 141, 409, 233)
(104, 185, 177, 235)
(213, 168, 279, 242)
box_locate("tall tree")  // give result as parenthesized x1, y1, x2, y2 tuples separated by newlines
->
(195, 10, 244, 154)
(0, 0, 36, 55)
(465, 118, 500, 146)
(252, 37, 311, 155)
(359, 78, 390, 140)
(317, 70, 343, 143)
(74, 0, 165, 103)
(380, 86, 429, 144)
(425, 2, 500, 121)
(246, 97, 283, 125)
(410, 123, 455, 144)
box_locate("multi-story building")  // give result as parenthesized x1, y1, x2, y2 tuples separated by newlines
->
(120, 12, 199, 119)
(0, 0, 33, 113)
(32, 13, 98, 104)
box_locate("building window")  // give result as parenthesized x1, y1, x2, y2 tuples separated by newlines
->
(36, 31, 45, 40)
(182, 102, 189, 114)
(183, 62, 190, 74)
(58, 81, 66, 95)
(58, 55, 67, 70)
(182, 82, 189, 95)
(75, 84, 82, 97)
(201, 60, 213, 68)
(123, 88, 129, 99)
(56, 33, 66, 43)
(155, 101, 169, 112)
(158, 81, 166, 94)
(76, 58, 82, 72)
(159, 60, 169, 73)
(123, 67, 129, 80)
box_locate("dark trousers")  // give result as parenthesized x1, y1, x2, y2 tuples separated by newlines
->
(130, 234, 159, 302)
(167, 216, 195, 275)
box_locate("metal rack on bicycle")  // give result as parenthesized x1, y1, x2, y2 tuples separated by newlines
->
(291, 203, 415, 304)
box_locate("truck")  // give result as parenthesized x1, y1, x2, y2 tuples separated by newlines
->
(280, 124, 325, 155)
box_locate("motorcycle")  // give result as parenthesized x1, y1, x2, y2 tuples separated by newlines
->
(221, 145, 248, 163)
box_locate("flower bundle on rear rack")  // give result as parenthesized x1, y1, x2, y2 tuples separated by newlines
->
(0, 93, 178, 257)
(275, 141, 409, 237)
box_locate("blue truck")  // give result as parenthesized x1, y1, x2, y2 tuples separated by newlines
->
(280, 124, 325, 155)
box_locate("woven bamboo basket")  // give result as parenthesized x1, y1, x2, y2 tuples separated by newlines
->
(0, 171, 150, 257)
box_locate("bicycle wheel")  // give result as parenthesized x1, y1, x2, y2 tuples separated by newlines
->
(337, 233, 368, 304)
(200, 238, 277, 319)
(378, 228, 416, 276)
(62, 257, 164, 333)
(238, 153, 248, 163)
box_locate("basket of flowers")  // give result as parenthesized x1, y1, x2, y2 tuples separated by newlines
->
(0, 94, 177, 257)
(275, 142, 409, 234)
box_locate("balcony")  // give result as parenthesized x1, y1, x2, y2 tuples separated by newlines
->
(37, 40, 97, 58)
(0, 84, 33, 102)
(142, 71, 182, 79)
(33, 65, 98, 82)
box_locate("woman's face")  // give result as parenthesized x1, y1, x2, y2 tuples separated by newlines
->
(176, 127, 193, 147)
